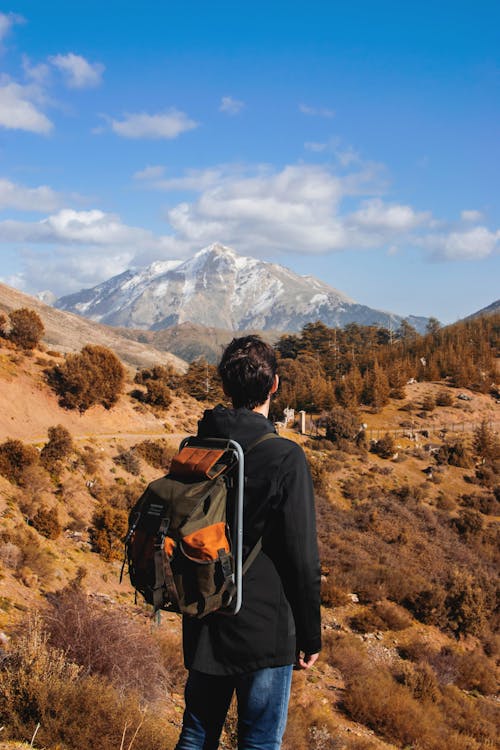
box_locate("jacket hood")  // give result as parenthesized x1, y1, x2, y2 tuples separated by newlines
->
(197, 404, 275, 450)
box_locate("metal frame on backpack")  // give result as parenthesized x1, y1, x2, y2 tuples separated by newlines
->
(179, 436, 245, 615)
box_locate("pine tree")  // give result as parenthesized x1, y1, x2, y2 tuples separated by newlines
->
(473, 420, 500, 463)
(362, 361, 390, 410)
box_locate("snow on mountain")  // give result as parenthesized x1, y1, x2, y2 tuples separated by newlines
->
(54, 243, 428, 333)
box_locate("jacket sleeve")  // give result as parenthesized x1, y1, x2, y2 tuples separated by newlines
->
(272, 443, 322, 655)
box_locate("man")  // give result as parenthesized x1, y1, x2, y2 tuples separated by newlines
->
(175, 335, 321, 750)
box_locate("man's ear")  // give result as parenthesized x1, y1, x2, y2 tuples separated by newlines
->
(270, 374, 279, 395)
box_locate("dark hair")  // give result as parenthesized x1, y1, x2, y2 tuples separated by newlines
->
(218, 335, 277, 409)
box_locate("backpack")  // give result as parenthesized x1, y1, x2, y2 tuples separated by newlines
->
(121, 433, 277, 618)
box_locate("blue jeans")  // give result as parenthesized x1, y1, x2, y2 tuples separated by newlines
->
(175, 665, 293, 750)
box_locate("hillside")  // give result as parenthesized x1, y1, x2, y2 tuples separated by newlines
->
(0, 331, 498, 750)
(0, 282, 186, 371)
(117, 321, 282, 363)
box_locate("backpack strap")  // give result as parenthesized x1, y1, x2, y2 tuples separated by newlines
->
(241, 431, 280, 576)
(245, 431, 279, 455)
(153, 518, 179, 613)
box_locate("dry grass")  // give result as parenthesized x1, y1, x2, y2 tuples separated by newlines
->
(323, 632, 499, 750)
(0, 614, 177, 750)
(42, 585, 171, 700)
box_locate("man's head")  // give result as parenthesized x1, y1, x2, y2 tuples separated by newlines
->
(218, 335, 278, 410)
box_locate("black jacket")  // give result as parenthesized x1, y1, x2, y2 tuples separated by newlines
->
(182, 405, 321, 675)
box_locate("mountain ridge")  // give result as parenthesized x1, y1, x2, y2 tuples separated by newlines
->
(55, 243, 430, 334)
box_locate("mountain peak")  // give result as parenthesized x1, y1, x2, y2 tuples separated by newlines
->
(55, 243, 430, 333)
(194, 242, 237, 259)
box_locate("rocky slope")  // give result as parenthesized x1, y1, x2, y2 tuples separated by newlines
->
(0, 282, 186, 371)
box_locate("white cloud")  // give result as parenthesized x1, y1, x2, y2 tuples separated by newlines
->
(304, 137, 361, 166)
(0, 208, 186, 295)
(304, 141, 328, 152)
(134, 165, 166, 180)
(136, 166, 224, 192)
(0, 178, 62, 212)
(0, 12, 24, 44)
(50, 52, 104, 88)
(0, 81, 52, 133)
(163, 165, 350, 254)
(426, 226, 500, 261)
(349, 199, 432, 232)
(22, 55, 51, 85)
(11, 246, 138, 296)
(0, 208, 176, 247)
(219, 96, 245, 115)
(299, 103, 335, 118)
(109, 109, 198, 139)
(461, 209, 483, 222)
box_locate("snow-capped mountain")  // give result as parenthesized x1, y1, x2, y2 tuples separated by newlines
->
(55, 243, 428, 333)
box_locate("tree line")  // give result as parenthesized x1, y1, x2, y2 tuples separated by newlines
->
(270, 315, 499, 414)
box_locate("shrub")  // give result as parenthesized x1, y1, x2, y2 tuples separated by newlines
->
(436, 389, 453, 406)
(31, 506, 62, 539)
(400, 661, 440, 702)
(43, 585, 170, 699)
(47, 345, 125, 412)
(452, 508, 483, 539)
(79, 445, 101, 474)
(0, 615, 176, 750)
(134, 439, 175, 470)
(422, 394, 436, 411)
(0, 439, 39, 484)
(0, 310, 7, 336)
(113, 449, 141, 476)
(320, 578, 350, 608)
(40, 424, 73, 471)
(445, 572, 487, 638)
(144, 379, 172, 407)
(460, 492, 499, 514)
(349, 607, 386, 633)
(436, 439, 473, 468)
(135, 364, 180, 388)
(343, 665, 445, 749)
(0, 525, 56, 583)
(370, 433, 395, 459)
(373, 600, 413, 631)
(90, 504, 128, 560)
(323, 406, 360, 447)
(8, 307, 44, 349)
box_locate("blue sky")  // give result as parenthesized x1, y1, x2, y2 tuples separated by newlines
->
(0, 0, 498, 323)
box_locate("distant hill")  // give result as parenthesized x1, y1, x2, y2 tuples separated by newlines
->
(0, 282, 187, 371)
(55, 242, 430, 334)
(465, 298, 500, 320)
(116, 321, 283, 363)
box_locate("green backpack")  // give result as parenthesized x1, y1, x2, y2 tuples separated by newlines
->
(122, 433, 277, 618)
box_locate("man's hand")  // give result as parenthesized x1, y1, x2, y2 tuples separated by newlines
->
(295, 651, 319, 670)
